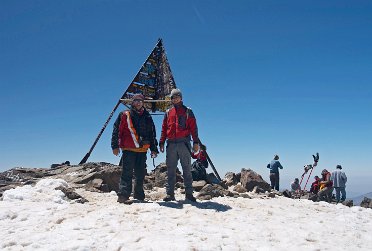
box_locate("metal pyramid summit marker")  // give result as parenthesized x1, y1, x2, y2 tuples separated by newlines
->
(79, 39, 176, 164)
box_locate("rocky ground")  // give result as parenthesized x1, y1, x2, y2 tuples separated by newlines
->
(1, 162, 371, 208)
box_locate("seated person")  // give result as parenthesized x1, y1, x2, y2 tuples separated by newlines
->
(310, 176, 320, 194)
(191, 144, 208, 169)
(317, 170, 334, 202)
(291, 178, 301, 192)
(191, 144, 208, 181)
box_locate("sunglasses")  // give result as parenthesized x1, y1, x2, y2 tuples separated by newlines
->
(171, 95, 181, 100)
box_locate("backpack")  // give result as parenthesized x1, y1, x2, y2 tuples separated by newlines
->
(191, 161, 207, 181)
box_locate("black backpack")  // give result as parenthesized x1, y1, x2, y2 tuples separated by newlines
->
(191, 161, 207, 181)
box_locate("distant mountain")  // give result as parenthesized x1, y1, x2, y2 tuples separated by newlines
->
(351, 192, 372, 206)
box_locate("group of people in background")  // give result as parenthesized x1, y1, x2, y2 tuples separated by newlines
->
(111, 88, 200, 204)
(291, 164, 348, 203)
(310, 165, 348, 203)
(267, 155, 348, 203)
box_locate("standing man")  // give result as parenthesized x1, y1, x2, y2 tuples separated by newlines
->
(111, 94, 158, 204)
(331, 165, 347, 203)
(267, 154, 284, 191)
(159, 88, 199, 202)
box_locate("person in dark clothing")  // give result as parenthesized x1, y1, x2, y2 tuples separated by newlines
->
(191, 144, 208, 181)
(291, 178, 301, 192)
(267, 154, 284, 191)
(159, 88, 199, 202)
(310, 176, 320, 194)
(192, 144, 208, 168)
(111, 94, 158, 204)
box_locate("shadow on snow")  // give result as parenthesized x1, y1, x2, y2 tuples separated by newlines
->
(157, 200, 232, 212)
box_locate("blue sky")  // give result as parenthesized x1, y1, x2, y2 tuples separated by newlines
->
(1, 0, 371, 196)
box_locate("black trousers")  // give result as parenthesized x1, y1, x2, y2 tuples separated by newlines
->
(119, 150, 147, 199)
(269, 172, 280, 191)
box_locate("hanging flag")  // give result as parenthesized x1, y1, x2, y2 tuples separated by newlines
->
(79, 39, 176, 164)
(122, 39, 176, 112)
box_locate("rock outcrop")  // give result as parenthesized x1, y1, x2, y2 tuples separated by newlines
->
(2, 163, 365, 209)
(240, 168, 271, 192)
(360, 197, 372, 209)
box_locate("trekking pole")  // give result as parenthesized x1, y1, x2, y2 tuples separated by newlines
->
(300, 153, 319, 190)
(303, 168, 315, 191)
(299, 165, 311, 187)
(303, 161, 318, 191)
(79, 101, 121, 165)
(204, 151, 222, 181)
(299, 173, 306, 187)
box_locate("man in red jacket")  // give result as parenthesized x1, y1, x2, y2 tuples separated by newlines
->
(159, 89, 199, 202)
(111, 94, 158, 204)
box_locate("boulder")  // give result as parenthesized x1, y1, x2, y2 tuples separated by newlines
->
(341, 200, 353, 207)
(197, 184, 233, 200)
(206, 173, 220, 185)
(192, 180, 207, 191)
(252, 186, 266, 194)
(50, 161, 70, 169)
(282, 190, 292, 198)
(267, 192, 276, 198)
(233, 184, 247, 193)
(93, 165, 121, 192)
(239, 193, 252, 199)
(152, 163, 168, 188)
(224, 172, 238, 186)
(240, 168, 270, 192)
(55, 186, 88, 204)
(236, 172, 241, 182)
(360, 197, 372, 209)
(85, 178, 104, 192)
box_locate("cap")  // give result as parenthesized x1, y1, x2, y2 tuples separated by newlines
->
(336, 165, 342, 169)
(132, 94, 144, 101)
(170, 88, 182, 98)
(274, 154, 279, 160)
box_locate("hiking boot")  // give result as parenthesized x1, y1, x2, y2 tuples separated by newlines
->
(163, 194, 176, 202)
(185, 194, 197, 202)
(117, 195, 130, 204)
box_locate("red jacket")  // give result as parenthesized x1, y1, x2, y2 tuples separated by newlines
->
(160, 103, 199, 145)
(115, 109, 158, 153)
(310, 180, 320, 194)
